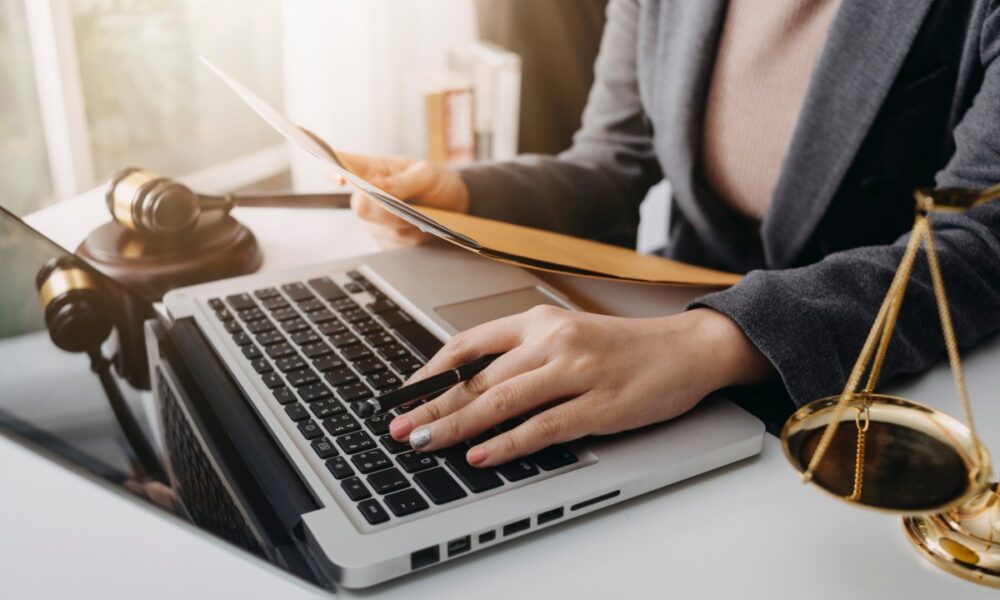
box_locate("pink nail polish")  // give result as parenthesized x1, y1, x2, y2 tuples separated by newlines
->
(467, 447, 487, 465)
(390, 417, 413, 439)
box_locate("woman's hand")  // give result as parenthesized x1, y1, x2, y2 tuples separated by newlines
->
(388, 306, 774, 468)
(334, 152, 470, 247)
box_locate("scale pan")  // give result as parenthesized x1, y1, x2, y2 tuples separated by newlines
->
(781, 394, 989, 514)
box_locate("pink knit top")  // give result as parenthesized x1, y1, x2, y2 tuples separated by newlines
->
(702, 0, 841, 220)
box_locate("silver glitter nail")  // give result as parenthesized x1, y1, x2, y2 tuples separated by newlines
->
(409, 427, 432, 449)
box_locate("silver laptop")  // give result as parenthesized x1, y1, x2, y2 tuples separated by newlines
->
(155, 239, 763, 588)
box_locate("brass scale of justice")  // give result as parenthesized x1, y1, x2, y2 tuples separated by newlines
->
(781, 183, 1000, 587)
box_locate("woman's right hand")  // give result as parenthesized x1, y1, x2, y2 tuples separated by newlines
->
(334, 152, 470, 247)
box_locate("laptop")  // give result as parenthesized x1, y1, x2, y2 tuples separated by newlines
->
(0, 202, 762, 591)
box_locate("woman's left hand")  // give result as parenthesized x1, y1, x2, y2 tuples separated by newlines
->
(389, 305, 774, 468)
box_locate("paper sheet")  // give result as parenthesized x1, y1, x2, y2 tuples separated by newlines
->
(203, 57, 742, 287)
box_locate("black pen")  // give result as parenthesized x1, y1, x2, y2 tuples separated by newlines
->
(354, 354, 500, 418)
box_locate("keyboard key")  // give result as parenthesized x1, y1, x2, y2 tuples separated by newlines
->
(237, 307, 265, 322)
(254, 287, 279, 300)
(271, 306, 299, 322)
(352, 356, 386, 375)
(336, 431, 376, 455)
(260, 372, 285, 389)
(531, 445, 578, 470)
(298, 383, 332, 403)
(298, 419, 324, 440)
(241, 345, 262, 360)
(312, 355, 346, 372)
(342, 309, 369, 324)
(352, 449, 392, 474)
(377, 344, 411, 361)
(393, 322, 443, 361)
(357, 498, 390, 525)
(342, 344, 372, 361)
(326, 456, 353, 480)
(281, 282, 315, 302)
(310, 398, 345, 420)
(413, 467, 467, 504)
(397, 451, 437, 473)
(324, 413, 360, 436)
(286, 368, 319, 388)
(311, 437, 338, 459)
(366, 371, 402, 391)
(365, 413, 394, 436)
(290, 330, 321, 345)
(232, 331, 252, 346)
(341, 477, 372, 501)
(380, 310, 411, 328)
(285, 403, 309, 421)
(353, 320, 382, 335)
(347, 270, 364, 280)
(250, 358, 273, 374)
(208, 297, 226, 311)
(325, 368, 357, 387)
(391, 356, 423, 376)
(366, 332, 396, 347)
(383, 489, 429, 517)
(366, 298, 397, 314)
(246, 320, 275, 334)
(434, 443, 468, 458)
(265, 343, 296, 359)
(301, 342, 333, 359)
(224, 320, 243, 334)
(309, 309, 337, 323)
(331, 298, 358, 312)
(261, 297, 288, 311)
(272, 387, 296, 404)
(496, 460, 539, 482)
(281, 318, 310, 333)
(445, 455, 503, 493)
(329, 332, 358, 348)
(367, 467, 409, 495)
(215, 309, 234, 322)
(318, 320, 347, 336)
(256, 330, 285, 346)
(379, 434, 408, 454)
(274, 355, 307, 373)
(308, 277, 346, 301)
(344, 281, 364, 293)
(337, 381, 374, 402)
(298, 298, 325, 313)
(226, 293, 256, 310)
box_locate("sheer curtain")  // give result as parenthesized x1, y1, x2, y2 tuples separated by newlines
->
(282, 0, 477, 192)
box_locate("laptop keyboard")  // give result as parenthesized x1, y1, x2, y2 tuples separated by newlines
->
(208, 270, 578, 527)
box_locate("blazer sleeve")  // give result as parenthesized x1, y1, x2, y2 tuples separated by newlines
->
(692, 7, 1000, 406)
(458, 0, 663, 248)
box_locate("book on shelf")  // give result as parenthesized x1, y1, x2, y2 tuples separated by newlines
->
(448, 41, 522, 161)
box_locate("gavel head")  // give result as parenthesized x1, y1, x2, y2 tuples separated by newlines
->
(36, 257, 113, 354)
(105, 167, 201, 237)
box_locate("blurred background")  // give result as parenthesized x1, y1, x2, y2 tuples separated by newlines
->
(1, 0, 607, 211)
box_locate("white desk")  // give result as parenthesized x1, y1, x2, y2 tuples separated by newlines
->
(6, 194, 998, 599)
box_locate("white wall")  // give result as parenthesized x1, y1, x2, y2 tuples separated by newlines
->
(282, 0, 477, 192)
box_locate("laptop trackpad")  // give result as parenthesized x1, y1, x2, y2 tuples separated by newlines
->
(435, 287, 562, 331)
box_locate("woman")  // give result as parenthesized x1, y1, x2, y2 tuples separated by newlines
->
(340, 0, 1000, 469)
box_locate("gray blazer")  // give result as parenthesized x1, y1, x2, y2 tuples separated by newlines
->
(458, 0, 1000, 407)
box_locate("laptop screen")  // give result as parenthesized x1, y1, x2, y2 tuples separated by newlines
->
(0, 206, 306, 581)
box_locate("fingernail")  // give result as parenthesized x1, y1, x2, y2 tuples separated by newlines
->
(467, 447, 487, 465)
(389, 417, 413, 439)
(409, 427, 432, 450)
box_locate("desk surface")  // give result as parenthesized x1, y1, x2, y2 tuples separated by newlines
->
(7, 194, 998, 599)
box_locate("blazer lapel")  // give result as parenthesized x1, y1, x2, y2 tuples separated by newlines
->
(762, 0, 936, 268)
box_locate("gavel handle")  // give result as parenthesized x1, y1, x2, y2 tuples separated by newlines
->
(222, 191, 352, 209)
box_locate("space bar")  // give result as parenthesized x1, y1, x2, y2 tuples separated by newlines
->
(394, 322, 444, 361)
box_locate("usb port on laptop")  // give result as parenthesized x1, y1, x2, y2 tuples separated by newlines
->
(502, 518, 530, 537)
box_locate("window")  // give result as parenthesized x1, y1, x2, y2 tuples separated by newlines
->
(2, 0, 285, 217)
(0, 0, 55, 216)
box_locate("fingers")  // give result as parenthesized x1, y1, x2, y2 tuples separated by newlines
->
(389, 347, 546, 442)
(466, 396, 596, 468)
